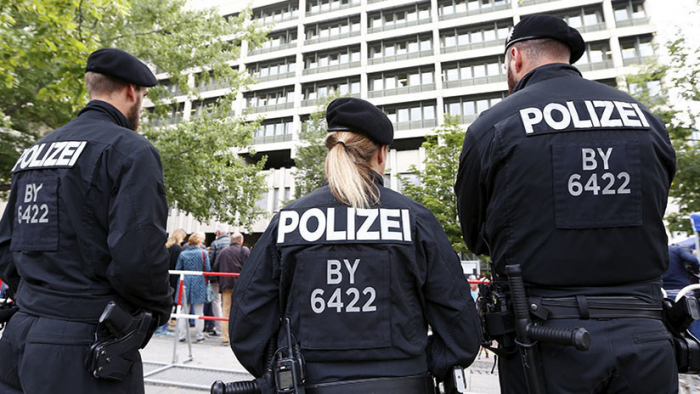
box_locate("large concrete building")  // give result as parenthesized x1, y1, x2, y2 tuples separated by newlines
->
(161, 0, 659, 241)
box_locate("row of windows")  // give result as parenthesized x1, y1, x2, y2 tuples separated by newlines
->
(301, 77, 361, 104)
(368, 2, 431, 32)
(248, 0, 648, 29)
(250, 11, 648, 65)
(437, 0, 509, 19)
(252, 30, 297, 54)
(440, 20, 510, 52)
(370, 67, 435, 92)
(156, 73, 619, 133)
(368, 34, 433, 62)
(255, 118, 296, 144)
(307, 0, 360, 15)
(245, 87, 296, 111)
(303, 47, 361, 71)
(188, 37, 653, 97)
(305, 17, 361, 43)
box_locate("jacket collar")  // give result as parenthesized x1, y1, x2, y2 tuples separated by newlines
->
(512, 63, 582, 93)
(322, 171, 385, 187)
(78, 100, 134, 130)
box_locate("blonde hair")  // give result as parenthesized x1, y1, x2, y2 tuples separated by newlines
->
(188, 232, 205, 246)
(166, 229, 187, 248)
(325, 131, 382, 209)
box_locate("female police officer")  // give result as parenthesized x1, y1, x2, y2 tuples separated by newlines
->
(229, 97, 481, 394)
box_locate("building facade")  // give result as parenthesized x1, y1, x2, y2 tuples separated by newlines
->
(160, 0, 658, 239)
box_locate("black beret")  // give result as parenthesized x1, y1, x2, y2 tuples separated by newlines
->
(326, 98, 393, 146)
(505, 15, 585, 64)
(85, 48, 157, 87)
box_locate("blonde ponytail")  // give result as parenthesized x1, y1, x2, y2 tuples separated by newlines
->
(325, 132, 382, 209)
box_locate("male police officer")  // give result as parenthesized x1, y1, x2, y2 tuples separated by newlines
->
(455, 15, 678, 393)
(0, 48, 172, 393)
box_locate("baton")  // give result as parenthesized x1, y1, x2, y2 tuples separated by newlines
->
(506, 265, 590, 394)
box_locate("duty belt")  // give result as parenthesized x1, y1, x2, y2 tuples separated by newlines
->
(531, 295, 663, 320)
(306, 374, 436, 394)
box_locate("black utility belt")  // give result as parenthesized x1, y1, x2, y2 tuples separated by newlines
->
(306, 374, 435, 394)
(532, 295, 663, 320)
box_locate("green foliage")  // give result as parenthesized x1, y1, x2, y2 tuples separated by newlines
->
(142, 98, 268, 228)
(292, 94, 343, 200)
(624, 36, 700, 235)
(399, 115, 469, 254)
(0, 0, 270, 226)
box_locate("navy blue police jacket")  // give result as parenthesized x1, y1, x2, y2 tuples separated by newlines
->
(455, 63, 676, 291)
(0, 100, 173, 325)
(230, 175, 481, 384)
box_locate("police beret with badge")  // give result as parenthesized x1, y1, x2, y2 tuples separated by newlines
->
(85, 48, 157, 87)
(505, 15, 585, 64)
(326, 97, 394, 146)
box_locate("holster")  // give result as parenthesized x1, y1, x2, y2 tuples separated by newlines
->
(0, 301, 18, 328)
(662, 296, 700, 373)
(85, 302, 152, 381)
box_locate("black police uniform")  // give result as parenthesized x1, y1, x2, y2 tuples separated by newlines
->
(455, 60, 678, 393)
(0, 50, 172, 392)
(230, 175, 481, 390)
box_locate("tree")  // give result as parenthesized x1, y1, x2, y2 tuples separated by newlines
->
(624, 36, 700, 235)
(292, 93, 343, 200)
(399, 115, 469, 255)
(0, 0, 270, 227)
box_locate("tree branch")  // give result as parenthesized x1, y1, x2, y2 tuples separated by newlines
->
(103, 22, 192, 43)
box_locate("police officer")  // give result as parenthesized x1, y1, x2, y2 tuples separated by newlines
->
(455, 15, 678, 393)
(0, 48, 172, 393)
(230, 98, 481, 393)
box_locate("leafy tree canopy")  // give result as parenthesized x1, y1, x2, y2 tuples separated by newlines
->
(0, 0, 270, 228)
(624, 36, 700, 235)
(292, 94, 343, 200)
(399, 115, 470, 255)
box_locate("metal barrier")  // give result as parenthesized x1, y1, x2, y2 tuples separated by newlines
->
(168, 270, 240, 364)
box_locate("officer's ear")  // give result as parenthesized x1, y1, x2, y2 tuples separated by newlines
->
(507, 47, 525, 74)
(376, 144, 389, 167)
(125, 83, 142, 103)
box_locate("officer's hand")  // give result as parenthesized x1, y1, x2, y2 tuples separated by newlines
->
(443, 377, 459, 394)
(256, 373, 276, 394)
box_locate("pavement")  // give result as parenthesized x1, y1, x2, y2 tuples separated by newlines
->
(3, 323, 700, 393)
(142, 328, 502, 393)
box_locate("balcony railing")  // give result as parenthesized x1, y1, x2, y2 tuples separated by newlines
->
(150, 114, 182, 126)
(254, 71, 296, 83)
(368, 17, 431, 34)
(616, 17, 650, 28)
(303, 61, 361, 75)
(248, 102, 295, 114)
(305, 31, 360, 45)
(197, 80, 230, 92)
(576, 59, 614, 72)
(440, 38, 502, 54)
(444, 74, 506, 89)
(248, 42, 297, 56)
(456, 114, 478, 124)
(254, 133, 294, 145)
(368, 83, 436, 98)
(622, 54, 656, 66)
(368, 49, 433, 65)
(438, 3, 510, 21)
(301, 92, 360, 107)
(576, 23, 606, 34)
(306, 1, 360, 16)
(392, 118, 437, 131)
(520, 0, 556, 5)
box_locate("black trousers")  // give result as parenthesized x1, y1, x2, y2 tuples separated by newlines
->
(498, 317, 678, 394)
(0, 311, 144, 394)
